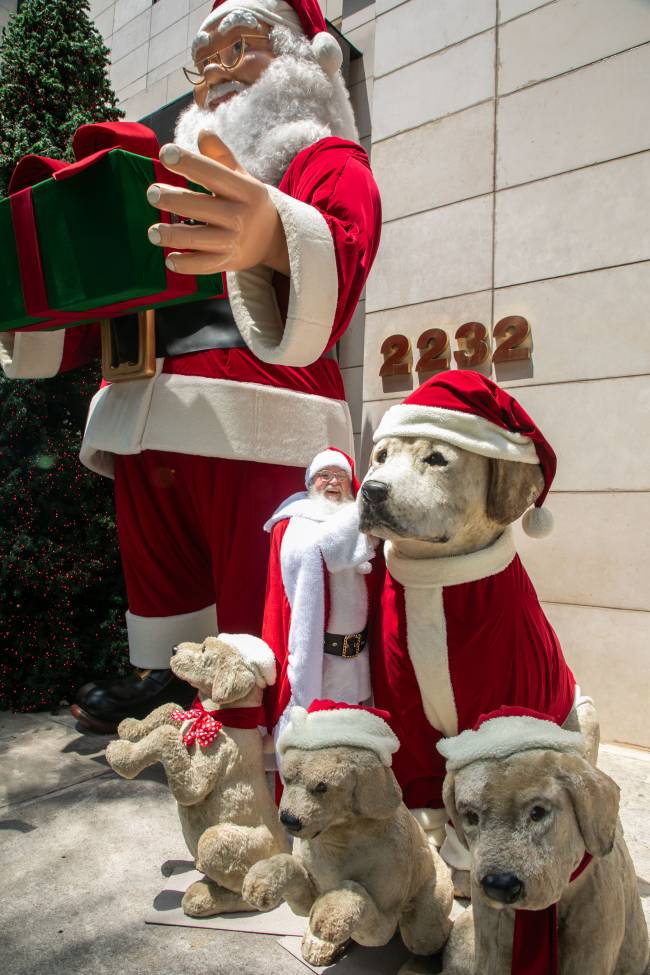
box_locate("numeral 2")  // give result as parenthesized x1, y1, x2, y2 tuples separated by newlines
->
(380, 333, 412, 377)
(492, 316, 531, 363)
(415, 328, 450, 375)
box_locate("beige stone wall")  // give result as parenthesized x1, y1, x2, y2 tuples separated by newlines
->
(361, 0, 650, 748)
(0, 0, 16, 31)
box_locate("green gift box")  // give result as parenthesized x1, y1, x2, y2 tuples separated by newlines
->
(1, 139, 223, 334)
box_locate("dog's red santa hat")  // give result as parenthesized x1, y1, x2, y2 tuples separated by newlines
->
(373, 370, 557, 538)
(437, 705, 584, 771)
(197, 0, 343, 76)
(304, 446, 360, 495)
(278, 699, 400, 767)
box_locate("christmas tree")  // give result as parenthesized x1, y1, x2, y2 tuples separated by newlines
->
(0, 0, 128, 710)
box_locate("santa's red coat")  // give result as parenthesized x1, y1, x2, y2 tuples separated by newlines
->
(370, 529, 576, 813)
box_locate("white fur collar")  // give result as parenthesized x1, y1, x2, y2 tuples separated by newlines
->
(264, 492, 350, 531)
(385, 528, 516, 589)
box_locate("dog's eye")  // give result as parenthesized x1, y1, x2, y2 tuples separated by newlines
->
(530, 805, 549, 822)
(375, 449, 388, 464)
(311, 782, 328, 794)
(464, 810, 479, 827)
(423, 452, 447, 467)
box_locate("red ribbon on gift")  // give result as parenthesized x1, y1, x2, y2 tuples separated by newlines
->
(8, 121, 211, 329)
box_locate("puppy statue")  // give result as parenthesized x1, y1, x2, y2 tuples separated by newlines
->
(106, 634, 288, 917)
(243, 700, 453, 969)
(358, 370, 599, 885)
(436, 708, 649, 975)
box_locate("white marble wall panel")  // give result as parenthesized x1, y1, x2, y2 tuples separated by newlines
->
(147, 49, 189, 88)
(121, 77, 168, 121)
(151, 0, 189, 37)
(342, 0, 376, 31)
(375, 0, 402, 12)
(147, 17, 188, 71)
(90, 0, 114, 19)
(372, 30, 494, 142)
(374, 0, 494, 77)
(111, 7, 151, 63)
(373, 102, 494, 222)
(495, 152, 650, 288)
(367, 194, 493, 312)
(111, 41, 148, 93)
(114, 0, 150, 33)
(497, 44, 650, 188)
(514, 492, 650, 612)
(508, 377, 650, 492)
(349, 76, 373, 140)
(499, 0, 650, 95)
(498, 0, 548, 22)
(493, 263, 650, 385)
(339, 300, 366, 370)
(345, 16, 375, 84)
(543, 602, 650, 747)
(363, 289, 493, 401)
(95, 5, 115, 40)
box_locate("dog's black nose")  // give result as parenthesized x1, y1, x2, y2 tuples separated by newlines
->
(480, 873, 524, 904)
(280, 811, 303, 832)
(361, 480, 389, 504)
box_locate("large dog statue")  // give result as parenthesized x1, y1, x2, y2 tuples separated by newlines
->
(358, 371, 599, 881)
(436, 709, 649, 975)
(106, 634, 288, 917)
(243, 700, 453, 970)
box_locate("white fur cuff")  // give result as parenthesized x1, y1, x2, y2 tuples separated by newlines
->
(278, 705, 399, 766)
(126, 604, 218, 669)
(227, 187, 338, 367)
(0, 328, 65, 379)
(437, 715, 584, 772)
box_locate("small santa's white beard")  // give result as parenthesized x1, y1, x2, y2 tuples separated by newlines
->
(174, 32, 358, 185)
(306, 484, 352, 515)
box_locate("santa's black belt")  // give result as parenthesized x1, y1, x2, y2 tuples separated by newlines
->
(100, 298, 335, 383)
(324, 629, 368, 659)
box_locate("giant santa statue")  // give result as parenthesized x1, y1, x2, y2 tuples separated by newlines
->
(0, 0, 381, 732)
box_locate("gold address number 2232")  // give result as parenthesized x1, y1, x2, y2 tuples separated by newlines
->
(379, 316, 531, 378)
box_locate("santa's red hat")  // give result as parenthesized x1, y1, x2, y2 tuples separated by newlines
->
(373, 370, 556, 538)
(198, 0, 342, 76)
(436, 706, 584, 772)
(305, 447, 359, 495)
(278, 700, 399, 766)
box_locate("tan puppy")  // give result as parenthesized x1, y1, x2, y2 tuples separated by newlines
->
(436, 715, 649, 975)
(243, 704, 453, 969)
(106, 634, 288, 917)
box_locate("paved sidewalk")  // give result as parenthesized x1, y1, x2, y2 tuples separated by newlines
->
(1, 709, 648, 975)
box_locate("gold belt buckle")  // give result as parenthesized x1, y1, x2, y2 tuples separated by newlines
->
(100, 309, 156, 383)
(342, 633, 362, 658)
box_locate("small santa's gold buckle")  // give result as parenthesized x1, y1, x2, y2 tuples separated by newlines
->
(342, 633, 363, 658)
(100, 309, 156, 383)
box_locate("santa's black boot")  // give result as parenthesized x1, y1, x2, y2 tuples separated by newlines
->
(71, 668, 195, 733)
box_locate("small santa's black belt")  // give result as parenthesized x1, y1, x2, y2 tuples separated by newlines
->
(324, 628, 368, 659)
(100, 298, 335, 383)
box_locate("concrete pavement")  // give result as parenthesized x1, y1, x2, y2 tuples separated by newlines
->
(1, 709, 648, 975)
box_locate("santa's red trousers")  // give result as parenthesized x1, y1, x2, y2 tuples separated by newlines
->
(114, 451, 304, 667)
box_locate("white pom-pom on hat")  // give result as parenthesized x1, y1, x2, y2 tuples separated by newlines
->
(522, 505, 554, 538)
(311, 30, 343, 75)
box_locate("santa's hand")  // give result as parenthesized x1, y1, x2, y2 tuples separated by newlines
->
(146, 131, 290, 276)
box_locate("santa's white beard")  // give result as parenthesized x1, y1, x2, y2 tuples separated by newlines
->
(174, 52, 358, 185)
(306, 486, 353, 518)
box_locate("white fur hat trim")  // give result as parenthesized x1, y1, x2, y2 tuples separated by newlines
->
(374, 404, 541, 466)
(218, 633, 277, 688)
(437, 716, 584, 772)
(305, 449, 352, 486)
(278, 705, 400, 766)
(198, 1, 342, 75)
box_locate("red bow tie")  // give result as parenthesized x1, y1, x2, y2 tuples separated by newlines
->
(171, 707, 223, 748)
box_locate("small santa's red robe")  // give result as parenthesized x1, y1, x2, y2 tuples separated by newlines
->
(370, 528, 575, 840)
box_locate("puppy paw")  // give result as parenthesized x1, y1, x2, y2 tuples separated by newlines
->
(105, 740, 137, 777)
(302, 929, 347, 967)
(117, 717, 143, 741)
(242, 861, 283, 912)
(310, 888, 363, 944)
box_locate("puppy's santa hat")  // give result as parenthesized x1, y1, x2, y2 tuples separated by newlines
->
(437, 705, 584, 771)
(305, 446, 360, 495)
(373, 370, 556, 538)
(278, 700, 400, 767)
(216, 633, 277, 687)
(196, 0, 343, 76)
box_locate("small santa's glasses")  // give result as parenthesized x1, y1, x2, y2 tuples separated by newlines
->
(183, 33, 272, 85)
(313, 470, 351, 484)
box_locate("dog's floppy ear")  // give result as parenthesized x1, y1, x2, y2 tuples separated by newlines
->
(442, 771, 467, 848)
(487, 458, 545, 525)
(210, 643, 257, 705)
(557, 753, 620, 857)
(353, 761, 402, 820)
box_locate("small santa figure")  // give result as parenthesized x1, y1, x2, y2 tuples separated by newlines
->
(262, 448, 378, 738)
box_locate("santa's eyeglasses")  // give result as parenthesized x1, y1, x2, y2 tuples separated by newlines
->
(183, 33, 271, 85)
(312, 470, 350, 484)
